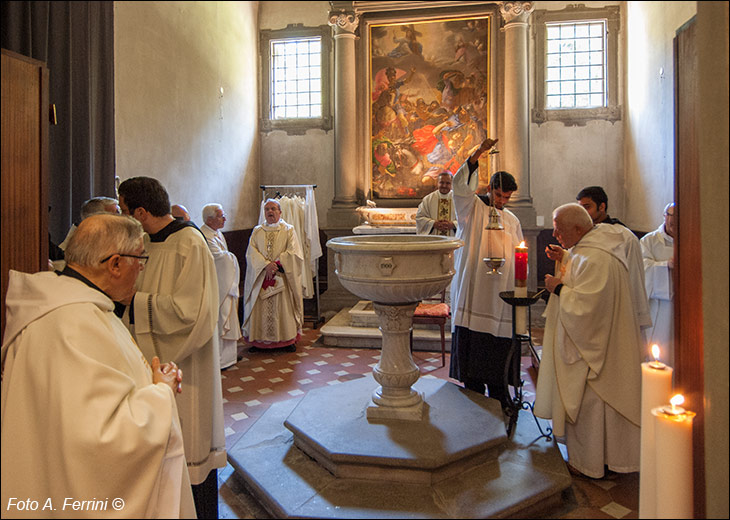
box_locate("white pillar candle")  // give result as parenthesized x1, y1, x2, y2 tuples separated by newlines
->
(639, 357, 673, 519)
(652, 398, 695, 519)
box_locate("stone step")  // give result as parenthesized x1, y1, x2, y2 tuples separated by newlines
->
(227, 374, 572, 519)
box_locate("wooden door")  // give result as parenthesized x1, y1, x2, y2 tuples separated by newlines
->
(673, 18, 705, 518)
(1, 49, 49, 339)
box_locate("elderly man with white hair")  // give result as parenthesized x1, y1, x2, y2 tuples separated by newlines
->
(242, 198, 304, 353)
(536, 203, 642, 479)
(2, 214, 194, 518)
(202, 203, 242, 369)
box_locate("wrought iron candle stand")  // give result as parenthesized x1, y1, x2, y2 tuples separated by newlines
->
(499, 290, 553, 441)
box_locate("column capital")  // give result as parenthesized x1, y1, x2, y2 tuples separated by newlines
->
(328, 10, 359, 35)
(499, 1, 535, 25)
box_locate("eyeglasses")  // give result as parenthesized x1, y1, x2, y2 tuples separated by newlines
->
(100, 253, 149, 265)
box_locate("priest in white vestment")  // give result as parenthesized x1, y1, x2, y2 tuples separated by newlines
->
(415, 171, 457, 236)
(202, 203, 242, 369)
(536, 203, 642, 479)
(640, 202, 676, 366)
(243, 199, 304, 352)
(576, 186, 652, 344)
(450, 137, 524, 409)
(1, 214, 195, 519)
(119, 177, 225, 519)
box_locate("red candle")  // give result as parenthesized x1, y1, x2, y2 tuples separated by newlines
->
(515, 242, 528, 282)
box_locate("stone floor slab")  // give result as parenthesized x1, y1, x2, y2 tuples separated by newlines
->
(228, 376, 571, 519)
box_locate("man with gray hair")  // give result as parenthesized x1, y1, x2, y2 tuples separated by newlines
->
(80, 196, 121, 220)
(52, 196, 122, 271)
(535, 203, 642, 478)
(202, 203, 242, 369)
(640, 202, 676, 366)
(1, 213, 194, 517)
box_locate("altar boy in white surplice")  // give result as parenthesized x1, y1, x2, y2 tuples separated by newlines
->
(118, 177, 226, 520)
(416, 171, 457, 236)
(243, 198, 304, 353)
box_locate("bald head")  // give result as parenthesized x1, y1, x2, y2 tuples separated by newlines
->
(66, 214, 144, 268)
(437, 172, 453, 194)
(171, 204, 191, 221)
(552, 203, 594, 249)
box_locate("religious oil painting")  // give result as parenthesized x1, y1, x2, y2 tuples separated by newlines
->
(370, 15, 491, 199)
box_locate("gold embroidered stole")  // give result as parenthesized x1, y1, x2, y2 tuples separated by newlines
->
(437, 197, 451, 235)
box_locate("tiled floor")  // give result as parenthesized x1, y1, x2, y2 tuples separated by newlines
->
(216, 326, 639, 519)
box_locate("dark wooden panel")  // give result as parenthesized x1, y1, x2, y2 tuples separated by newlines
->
(1, 49, 49, 338)
(673, 19, 705, 518)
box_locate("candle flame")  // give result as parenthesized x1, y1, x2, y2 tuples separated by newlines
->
(670, 394, 685, 407)
(519, 241, 526, 248)
(651, 344, 660, 361)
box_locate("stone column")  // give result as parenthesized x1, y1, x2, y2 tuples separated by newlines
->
(500, 1, 536, 223)
(327, 10, 360, 228)
(501, 1, 538, 291)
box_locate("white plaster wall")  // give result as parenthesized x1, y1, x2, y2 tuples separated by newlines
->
(530, 120, 624, 225)
(624, 0, 696, 232)
(529, 1, 625, 229)
(258, 1, 334, 227)
(114, 1, 261, 230)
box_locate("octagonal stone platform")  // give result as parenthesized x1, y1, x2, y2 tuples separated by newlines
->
(284, 373, 507, 485)
(228, 374, 572, 518)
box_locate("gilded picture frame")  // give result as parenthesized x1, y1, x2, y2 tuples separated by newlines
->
(369, 15, 491, 199)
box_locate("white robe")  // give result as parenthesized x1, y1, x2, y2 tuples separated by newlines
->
(596, 223, 652, 335)
(1, 270, 195, 518)
(534, 226, 642, 478)
(242, 220, 304, 347)
(640, 224, 674, 366)
(451, 160, 523, 337)
(202, 224, 242, 370)
(128, 224, 226, 485)
(258, 195, 321, 299)
(415, 189, 457, 236)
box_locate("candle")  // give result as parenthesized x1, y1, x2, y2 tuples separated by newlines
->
(652, 396, 695, 519)
(648, 343, 667, 370)
(515, 241, 528, 282)
(639, 345, 673, 519)
(514, 241, 528, 335)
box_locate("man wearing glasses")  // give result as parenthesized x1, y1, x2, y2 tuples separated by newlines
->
(1, 214, 194, 517)
(118, 177, 225, 520)
(640, 202, 676, 367)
